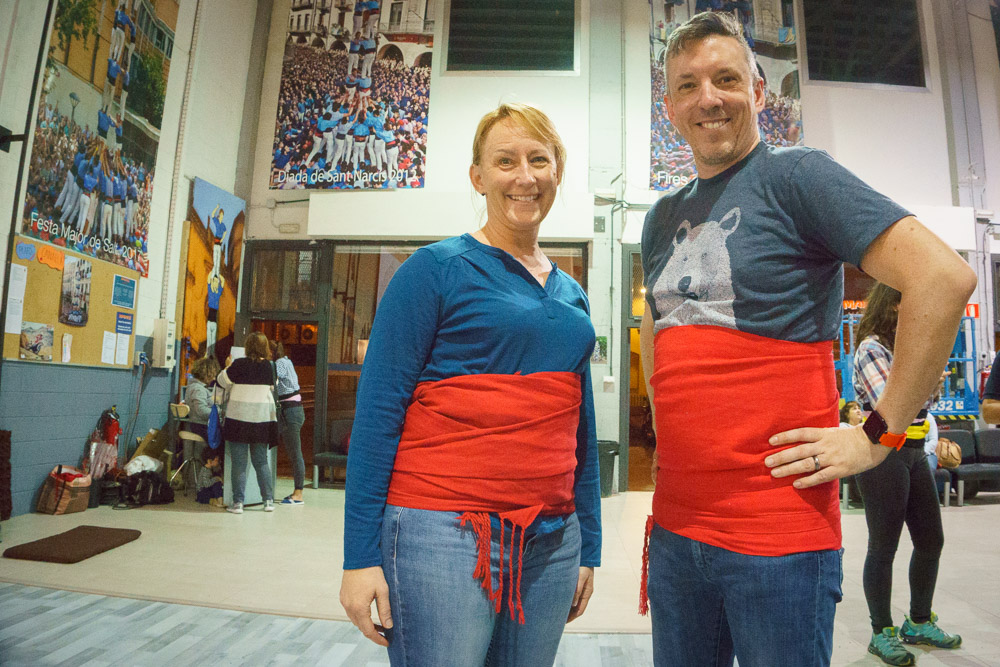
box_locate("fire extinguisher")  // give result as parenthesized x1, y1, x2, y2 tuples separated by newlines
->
(99, 406, 121, 445)
(979, 354, 992, 396)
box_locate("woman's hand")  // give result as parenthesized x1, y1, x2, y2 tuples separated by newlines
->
(567, 566, 595, 623)
(340, 566, 393, 647)
(765, 425, 891, 488)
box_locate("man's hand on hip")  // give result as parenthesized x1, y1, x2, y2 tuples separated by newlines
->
(765, 425, 891, 488)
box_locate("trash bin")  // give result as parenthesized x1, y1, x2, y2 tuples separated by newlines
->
(598, 440, 619, 497)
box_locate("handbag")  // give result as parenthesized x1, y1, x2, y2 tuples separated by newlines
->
(37, 465, 92, 515)
(207, 385, 224, 450)
(935, 437, 962, 469)
(270, 361, 282, 448)
(270, 361, 283, 418)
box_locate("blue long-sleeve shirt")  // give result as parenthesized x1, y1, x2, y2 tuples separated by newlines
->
(344, 234, 601, 570)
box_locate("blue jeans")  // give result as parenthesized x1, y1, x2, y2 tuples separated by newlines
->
(648, 525, 843, 667)
(228, 441, 273, 504)
(380, 505, 581, 667)
(279, 403, 306, 490)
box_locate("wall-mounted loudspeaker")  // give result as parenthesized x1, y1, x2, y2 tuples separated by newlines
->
(300, 323, 318, 345)
(278, 322, 299, 344)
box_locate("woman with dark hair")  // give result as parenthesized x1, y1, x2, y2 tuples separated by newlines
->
(217, 331, 278, 514)
(270, 340, 306, 505)
(840, 400, 863, 427)
(853, 283, 961, 666)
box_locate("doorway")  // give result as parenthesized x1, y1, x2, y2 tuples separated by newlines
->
(252, 319, 319, 480)
(620, 245, 655, 492)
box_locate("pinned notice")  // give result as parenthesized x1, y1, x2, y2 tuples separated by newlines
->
(4, 264, 27, 334)
(37, 245, 64, 270)
(101, 331, 116, 365)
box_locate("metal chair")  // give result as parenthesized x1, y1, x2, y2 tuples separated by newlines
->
(168, 403, 207, 496)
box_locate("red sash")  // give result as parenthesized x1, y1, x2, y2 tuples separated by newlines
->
(387, 371, 581, 623)
(638, 325, 841, 614)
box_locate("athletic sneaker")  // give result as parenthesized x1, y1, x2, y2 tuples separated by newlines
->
(263, 499, 275, 512)
(227, 502, 244, 515)
(868, 627, 915, 666)
(900, 613, 962, 648)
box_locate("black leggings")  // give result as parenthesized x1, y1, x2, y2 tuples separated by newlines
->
(855, 446, 944, 632)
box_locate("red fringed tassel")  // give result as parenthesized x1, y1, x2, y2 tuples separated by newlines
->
(638, 514, 655, 616)
(497, 517, 505, 614)
(514, 525, 525, 624)
(460, 511, 502, 611)
(458, 512, 529, 624)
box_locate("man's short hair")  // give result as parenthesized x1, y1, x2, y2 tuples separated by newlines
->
(663, 11, 760, 94)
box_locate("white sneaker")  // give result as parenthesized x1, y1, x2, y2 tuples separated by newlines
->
(263, 500, 275, 512)
(227, 502, 243, 514)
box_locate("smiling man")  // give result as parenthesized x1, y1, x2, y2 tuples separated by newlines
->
(638, 12, 975, 667)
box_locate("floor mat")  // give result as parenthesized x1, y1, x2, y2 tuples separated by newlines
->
(3, 525, 141, 564)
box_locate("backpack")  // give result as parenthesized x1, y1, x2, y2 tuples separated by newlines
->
(125, 471, 174, 506)
(935, 437, 962, 469)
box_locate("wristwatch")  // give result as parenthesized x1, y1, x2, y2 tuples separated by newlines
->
(862, 408, 907, 450)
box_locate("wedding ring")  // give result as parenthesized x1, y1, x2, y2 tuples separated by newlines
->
(812, 455, 821, 472)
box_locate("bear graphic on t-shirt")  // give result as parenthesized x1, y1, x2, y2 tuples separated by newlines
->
(652, 206, 741, 330)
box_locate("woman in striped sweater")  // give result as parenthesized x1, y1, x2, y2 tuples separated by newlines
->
(218, 331, 279, 514)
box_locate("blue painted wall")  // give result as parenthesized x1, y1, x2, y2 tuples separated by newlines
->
(0, 336, 174, 517)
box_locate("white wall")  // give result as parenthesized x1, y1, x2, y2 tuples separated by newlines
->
(969, 2, 1000, 222)
(623, 0, 954, 211)
(136, 0, 257, 337)
(0, 0, 50, 298)
(248, 0, 595, 242)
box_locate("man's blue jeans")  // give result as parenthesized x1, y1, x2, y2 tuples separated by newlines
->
(648, 524, 843, 667)
(380, 505, 581, 667)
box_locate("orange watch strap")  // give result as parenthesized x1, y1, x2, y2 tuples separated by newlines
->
(879, 431, 907, 451)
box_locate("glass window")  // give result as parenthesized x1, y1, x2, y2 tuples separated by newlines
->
(630, 251, 644, 319)
(325, 241, 587, 426)
(326, 244, 420, 425)
(803, 0, 925, 87)
(250, 248, 319, 312)
(447, 0, 575, 71)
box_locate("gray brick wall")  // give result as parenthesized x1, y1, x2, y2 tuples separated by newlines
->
(0, 336, 175, 517)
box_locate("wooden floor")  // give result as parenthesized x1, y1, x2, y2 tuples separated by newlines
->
(2, 481, 999, 665)
(0, 583, 654, 666)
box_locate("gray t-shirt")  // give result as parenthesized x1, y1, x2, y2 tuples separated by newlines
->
(642, 143, 911, 343)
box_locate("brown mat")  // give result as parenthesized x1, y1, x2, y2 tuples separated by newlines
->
(3, 525, 141, 564)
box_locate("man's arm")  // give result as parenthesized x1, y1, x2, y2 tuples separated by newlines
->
(982, 399, 1000, 425)
(860, 216, 976, 431)
(768, 216, 977, 486)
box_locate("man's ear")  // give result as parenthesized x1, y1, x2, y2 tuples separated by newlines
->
(753, 77, 766, 114)
(664, 93, 676, 124)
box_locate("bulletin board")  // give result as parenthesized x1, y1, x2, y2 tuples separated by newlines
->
(3, 235, 139, 368)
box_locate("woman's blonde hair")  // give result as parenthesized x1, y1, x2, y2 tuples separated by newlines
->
(471, 103, 566, 179)
(190, 356, 220, 384)
(244, 331, 271, 361)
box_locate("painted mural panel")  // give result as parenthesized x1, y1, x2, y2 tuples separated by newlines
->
(20, 0, 177, 276)
(649, 0, 802, 192)
(270, 0, 436, 190)
(179, 178, 245, 386)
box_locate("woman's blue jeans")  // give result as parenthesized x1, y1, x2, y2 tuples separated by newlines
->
(228, 441, 272, 504)
(380, 505, 581, 667)
(647, 524, 843, 667)
(278, 403, 306, 490)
